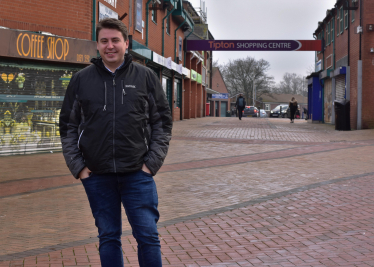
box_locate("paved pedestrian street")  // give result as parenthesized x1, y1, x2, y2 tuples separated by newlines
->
(1, 117, 374, 266)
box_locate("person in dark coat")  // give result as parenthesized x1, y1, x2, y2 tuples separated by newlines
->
(235, 93, 246, 120)
(59, 18, 172, 267)
(289, 97, 298, 123)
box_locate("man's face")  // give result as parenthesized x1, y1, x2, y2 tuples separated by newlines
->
(97, 28, 129, 67)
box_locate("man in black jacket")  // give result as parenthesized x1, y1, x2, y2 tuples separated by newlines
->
(235, 93, 246, 120)
(59, 18, 172, 267)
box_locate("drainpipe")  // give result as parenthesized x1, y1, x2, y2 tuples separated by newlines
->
(333, 15, 335, 70)
(92, 0, 96, 41)
(183, 25, 194, 67)
(162, 0, 176, 56)
(347, 1, 350, 66)
(145, 0, 153, 47)
(321, 29, 325, 123)
(332, 13, 336, 124)
(357, 0, 363, 129)
(174, 20, 186, 62)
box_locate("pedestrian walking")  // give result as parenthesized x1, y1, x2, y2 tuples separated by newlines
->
(59, 18, 172, 267)
(289, 97, 298, 123)
(235, 93, 246, 120)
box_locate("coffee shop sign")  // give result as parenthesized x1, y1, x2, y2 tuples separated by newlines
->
(0, 28, 97, 64)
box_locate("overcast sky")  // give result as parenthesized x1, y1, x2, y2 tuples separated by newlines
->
(187, 0, 336, 84)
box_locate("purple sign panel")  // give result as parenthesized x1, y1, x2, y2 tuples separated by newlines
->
(186, 40, 322, 52)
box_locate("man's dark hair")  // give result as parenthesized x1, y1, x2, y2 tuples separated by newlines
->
(96, 18, 128, 41)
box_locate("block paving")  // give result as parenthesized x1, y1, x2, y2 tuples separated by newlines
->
(1, 117, 374, 266)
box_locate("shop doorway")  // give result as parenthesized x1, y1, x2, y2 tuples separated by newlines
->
(162, 76, 172, 110)
(220, 102, 227, 117)
(174, 79, 182, 120)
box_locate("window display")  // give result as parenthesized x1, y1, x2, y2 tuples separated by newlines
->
(0, 63, 80, 155)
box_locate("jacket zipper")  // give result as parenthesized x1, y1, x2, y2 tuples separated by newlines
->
(121, 80, 126, 104)
(77, 130, 84, 149)
(103, 82, 107, 111)
(113, 76, 117, 172)
(143, 127, 148, 151)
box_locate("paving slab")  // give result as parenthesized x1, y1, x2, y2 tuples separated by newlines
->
(1, 117, 374, 266)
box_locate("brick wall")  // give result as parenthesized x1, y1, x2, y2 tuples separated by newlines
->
(0, 0, 93, 40)
(212, 68, 229, 94)
(315, 0, 374, 129)
(361, 0, 374, 128)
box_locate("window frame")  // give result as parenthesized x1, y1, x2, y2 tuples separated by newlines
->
(351, 9, 355, 23)
(265, 104, 270, 111)
(317, 32, 322, 54)
(166, 15, 170, 35)
(337, 10, 340, 36)
(151, 4, 157, 23)
(340, 7, 344, 34)
(344, 8, 348, 29)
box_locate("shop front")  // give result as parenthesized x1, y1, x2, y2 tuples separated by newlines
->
(307, 73, 323, 122)
(0, 28, 96, 155)
(211, 93, 230, 117)
(320, 69, 333, 124)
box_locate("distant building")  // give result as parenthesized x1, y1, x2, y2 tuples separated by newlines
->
(208, 67, 230, 117)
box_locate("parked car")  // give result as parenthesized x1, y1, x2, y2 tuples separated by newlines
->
(270, 104, 288, 118)
(259, 109, 267, 117)
(243, 106, 259, 117)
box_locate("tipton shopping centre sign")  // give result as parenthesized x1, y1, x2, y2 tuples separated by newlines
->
(186, 40, 322, 51)
(0, 28, 97, 64)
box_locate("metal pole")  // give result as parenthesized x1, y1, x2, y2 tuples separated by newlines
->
(252, 80, 255, 106)
(357, 60, 362, 130)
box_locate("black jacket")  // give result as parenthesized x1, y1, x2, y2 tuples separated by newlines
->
(59, 54, 172, 178)
(235, 96, 246, 109)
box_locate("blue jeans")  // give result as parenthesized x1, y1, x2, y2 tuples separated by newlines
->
(81, 170, 161, 267)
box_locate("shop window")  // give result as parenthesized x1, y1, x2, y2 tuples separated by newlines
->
(0, 63, 79, 155)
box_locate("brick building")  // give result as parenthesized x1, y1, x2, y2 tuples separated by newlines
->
(0, 0, 212, 155)
(209, 67, 230, 117)
(309, 0, 374, 129)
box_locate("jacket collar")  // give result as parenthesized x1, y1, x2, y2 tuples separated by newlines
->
(91, 54, 133, 74)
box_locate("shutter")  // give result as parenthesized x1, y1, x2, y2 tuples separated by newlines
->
(336, 75, 345, 101)
(324, 78, 332, 123)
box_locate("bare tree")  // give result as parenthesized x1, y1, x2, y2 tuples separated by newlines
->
(274, 73, 308, 97)
(220, 56, 274, 104)
(305, 64, 315, 77)
(212, 59, 220, 68)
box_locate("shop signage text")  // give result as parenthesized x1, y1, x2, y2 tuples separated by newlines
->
(0, 28, 97, 64)
(187, 40, 323, 52)
(212, 93, 229, 99)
